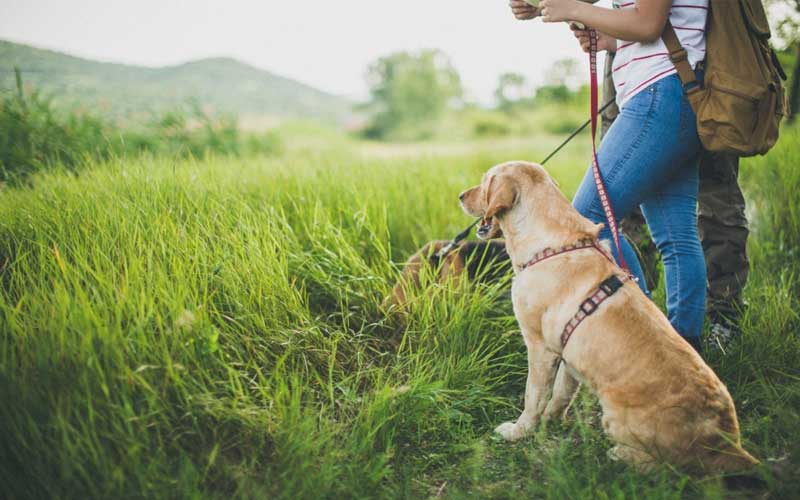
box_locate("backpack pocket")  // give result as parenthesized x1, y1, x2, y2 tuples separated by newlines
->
(695, 70, 768, 155)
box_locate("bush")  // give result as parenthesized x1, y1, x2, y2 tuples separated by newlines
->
(473, 116, 511, 137)
(0, 69, 281, 184)
(0, 69, 111, 181)
(742, 125, 800, 268)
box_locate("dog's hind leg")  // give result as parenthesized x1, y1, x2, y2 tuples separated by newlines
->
(495, 333, 560, 441)
(542, 361, 580, 422)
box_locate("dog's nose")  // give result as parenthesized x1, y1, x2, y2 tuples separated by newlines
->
(459, 192, 466, 202)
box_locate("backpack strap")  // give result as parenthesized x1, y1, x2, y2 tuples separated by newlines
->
(662, 21, 702, 96)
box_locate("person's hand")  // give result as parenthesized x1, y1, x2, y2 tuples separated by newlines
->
(571, 25, 617, 53)
(540, 0, 579, 23)
(509, 0, 541, 20)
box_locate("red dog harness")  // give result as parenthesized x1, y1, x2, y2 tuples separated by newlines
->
(518, 239, 633, 348)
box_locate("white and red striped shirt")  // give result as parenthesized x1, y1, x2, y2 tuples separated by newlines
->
(611, 0, 707, 107)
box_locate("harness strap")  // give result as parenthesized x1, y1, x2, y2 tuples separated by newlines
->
(561, 274, 631, 348)
(518, 238, 614, 271)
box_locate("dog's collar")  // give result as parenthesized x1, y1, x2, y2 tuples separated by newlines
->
(518, 238, 614, 272)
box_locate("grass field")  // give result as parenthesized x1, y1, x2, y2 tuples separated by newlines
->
(1, 126, 799, 499)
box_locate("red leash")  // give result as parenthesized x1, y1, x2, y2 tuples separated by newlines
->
(589, 30, 629, 272)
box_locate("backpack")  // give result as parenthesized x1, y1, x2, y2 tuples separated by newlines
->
(663, 0, 789, 157)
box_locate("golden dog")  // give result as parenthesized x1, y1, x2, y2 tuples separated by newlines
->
(460, 161, 757, 473)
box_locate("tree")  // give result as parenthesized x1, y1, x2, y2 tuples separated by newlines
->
(363, 49, 462, 139)
(542, 58, 582, 89)
(494, 72, 531, 112)
(533, 58, 584, 106)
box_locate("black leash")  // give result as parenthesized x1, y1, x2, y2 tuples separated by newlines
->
(437, 98, 616, 258)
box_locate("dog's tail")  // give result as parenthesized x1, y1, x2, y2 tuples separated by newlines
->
(710, 446, 768, 491)
(710, 444, 760, 473)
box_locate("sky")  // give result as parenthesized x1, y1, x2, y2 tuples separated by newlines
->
(0, 0, 612, 104)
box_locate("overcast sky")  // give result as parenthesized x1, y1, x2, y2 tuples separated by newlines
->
(1, 0, 613, 104)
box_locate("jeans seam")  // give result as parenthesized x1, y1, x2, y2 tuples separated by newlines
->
(662, 199, 683, 336)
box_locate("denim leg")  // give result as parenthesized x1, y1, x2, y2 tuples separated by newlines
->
(641, 159, 706, 340)
(572, 74, 705, 339)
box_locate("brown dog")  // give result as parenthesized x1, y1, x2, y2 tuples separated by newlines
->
(384, 240, 511, 310)
(460, 160, 757, 474)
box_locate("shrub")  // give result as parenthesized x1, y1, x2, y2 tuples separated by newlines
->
(473, 116, 512, 137)
(0, 69, 111, 181)
(0, 69, 281, 184)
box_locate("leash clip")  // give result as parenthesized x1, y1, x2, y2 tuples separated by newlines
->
(435, 242, 455, 259)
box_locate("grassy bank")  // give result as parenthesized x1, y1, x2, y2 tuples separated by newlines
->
(1, 128, 799, 498)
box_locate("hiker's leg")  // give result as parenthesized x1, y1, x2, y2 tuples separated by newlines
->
(600, 52, 661, 290)
(698, 152, 749, 324)
(573, 75, 703, 306)
(640, 156, 707, 345)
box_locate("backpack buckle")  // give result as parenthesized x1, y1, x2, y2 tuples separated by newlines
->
(669, 48, 688, 64)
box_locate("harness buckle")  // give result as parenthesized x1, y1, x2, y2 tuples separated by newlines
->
(599, 275, 624, 295)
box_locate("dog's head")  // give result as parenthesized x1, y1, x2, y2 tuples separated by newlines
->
(459, 161, 552, 240)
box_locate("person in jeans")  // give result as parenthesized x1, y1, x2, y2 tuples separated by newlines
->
(537, 0, 709, 351)
(509, 0, 749, 352)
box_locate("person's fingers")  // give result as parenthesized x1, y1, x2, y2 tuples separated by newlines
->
(540, 0, 552, 21)
(512, 11, 535, 19)
(512, 9, 537, 20)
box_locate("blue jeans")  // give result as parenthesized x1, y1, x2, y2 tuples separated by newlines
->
(572, 73, 706, 340)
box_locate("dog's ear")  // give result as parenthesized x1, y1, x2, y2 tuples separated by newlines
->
(484, 174, 516, 220)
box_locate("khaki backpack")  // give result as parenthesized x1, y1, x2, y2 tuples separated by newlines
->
(663, 0, 789, 157)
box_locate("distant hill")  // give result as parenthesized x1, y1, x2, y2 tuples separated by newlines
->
(0, 40, 351, 125)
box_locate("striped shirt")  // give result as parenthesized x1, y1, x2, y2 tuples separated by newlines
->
(611, 0, 707, 108)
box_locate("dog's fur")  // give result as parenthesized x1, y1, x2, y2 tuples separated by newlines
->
(460, 160, 758, 474)
(384, 240, 511, 310)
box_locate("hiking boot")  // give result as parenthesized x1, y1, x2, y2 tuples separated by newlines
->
(705, 313, 743, 355)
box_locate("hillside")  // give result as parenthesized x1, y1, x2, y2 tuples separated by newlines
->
(0, 40, 351, 124)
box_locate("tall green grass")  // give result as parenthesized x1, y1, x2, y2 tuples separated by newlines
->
(0, 129, 799, 498)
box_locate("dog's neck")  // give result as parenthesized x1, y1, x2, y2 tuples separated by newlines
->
(498, 197, 600, 272)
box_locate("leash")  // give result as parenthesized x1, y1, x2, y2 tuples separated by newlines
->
(439, 98, 615, 258)
(588, 30, 629, 272)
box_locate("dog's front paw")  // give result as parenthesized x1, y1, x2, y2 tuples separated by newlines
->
(494, 421, 527, 442)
